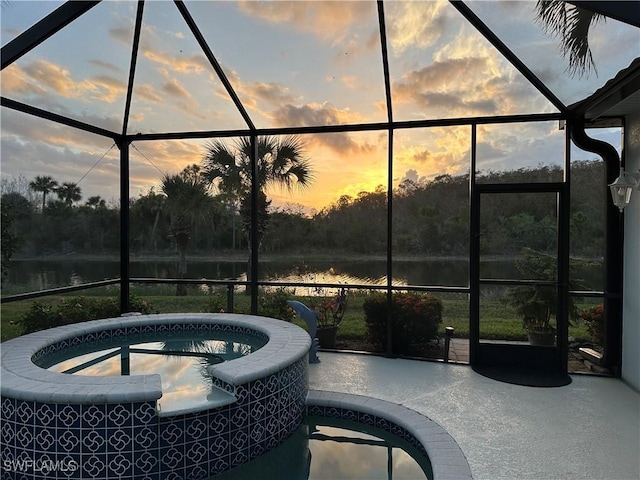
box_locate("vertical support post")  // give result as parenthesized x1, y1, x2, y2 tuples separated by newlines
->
(444, 326, 454, 363)
(386, 128, 394, 358)
(378, 1, 395, 358)
(250, 135, 259, 314)
(117, 138, 131, 314)
(469, 124, 479, 366)
(557, 126, 572, 373)
(226, 284, 234, 313)
(604, 158, 624, 375)
(120, 345, 130, 376)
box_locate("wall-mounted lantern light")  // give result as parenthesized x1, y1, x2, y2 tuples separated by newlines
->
(609, 167, 640, 212)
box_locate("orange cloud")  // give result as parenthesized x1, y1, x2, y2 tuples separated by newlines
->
(142, 48, 209, 75)
(386, 1, 451, 53)
(88, 75, 127, 103)
(237, 1, 376, 45)
(393, 127, 471, 185)
(0, 64, 46, 96)
(7, 59, 126, 105)
(137, 21, 210, 76)
(21, 59, 86, 98)
(340, 75, 360, 89)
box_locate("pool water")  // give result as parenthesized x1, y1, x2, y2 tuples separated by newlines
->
(39, 332, 267, 413)
(211, 415, 433, 480)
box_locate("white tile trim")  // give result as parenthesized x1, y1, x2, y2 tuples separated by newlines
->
(1, 313, 310, 404)
(307, 390, 473, 480)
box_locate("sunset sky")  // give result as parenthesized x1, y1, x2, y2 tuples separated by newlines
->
(1, 1, 638, 213)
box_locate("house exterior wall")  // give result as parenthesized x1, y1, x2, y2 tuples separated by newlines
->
(622, 108, 640, 392)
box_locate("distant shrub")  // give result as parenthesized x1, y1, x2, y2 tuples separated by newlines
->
(580, 304, 604, 345)
(363, 292, 442, 354)
(205, 293, 226, 313)
(259, 288, 295, 322)
(20, 295, 155, 334)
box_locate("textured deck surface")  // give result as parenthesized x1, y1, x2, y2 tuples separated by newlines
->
(309, 352, 640, 480)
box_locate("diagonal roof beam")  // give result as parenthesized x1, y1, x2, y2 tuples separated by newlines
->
(449, 0, 568, 115)
(568, 1, 640, 28)
(173, 0, 256, 131)
(121, 1, 145, 137)
(1, 1, 100, 70)
(377, 1, 393, 124)
(1, 97, 120, 140)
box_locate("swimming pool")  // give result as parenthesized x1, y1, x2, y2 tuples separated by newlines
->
(211, 415, 433, 479)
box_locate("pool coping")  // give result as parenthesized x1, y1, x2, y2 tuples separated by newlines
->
(307, 390, 473, 480)
(0, 313, 311, 404)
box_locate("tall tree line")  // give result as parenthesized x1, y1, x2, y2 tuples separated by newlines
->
(1, 160, 606, 277)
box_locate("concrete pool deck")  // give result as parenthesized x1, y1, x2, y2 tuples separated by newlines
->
(309, 352, 640, 480)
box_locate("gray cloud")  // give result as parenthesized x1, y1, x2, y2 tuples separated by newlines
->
(413, 92, 497, 114)
(272, 103, 341, 127)
(162, 77, 191, 99)
(244, 82, 297, 107)
(89, 59, 123, 73)
(271, 104, 374, 155)
(1, 115, 121, 202)
(108, 25, 133, 45)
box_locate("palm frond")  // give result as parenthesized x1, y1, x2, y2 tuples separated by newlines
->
(202, 140, 248, 194)
(535, 0, 603, 78)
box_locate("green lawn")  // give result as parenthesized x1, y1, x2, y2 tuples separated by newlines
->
(0, 287, 593, 344)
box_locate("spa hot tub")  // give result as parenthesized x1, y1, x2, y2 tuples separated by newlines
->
(0, 313, 311, 479)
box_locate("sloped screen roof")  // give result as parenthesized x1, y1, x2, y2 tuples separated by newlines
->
(1, 0, 638, 203)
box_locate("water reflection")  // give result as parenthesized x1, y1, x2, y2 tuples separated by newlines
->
(7, 257, 604, 293)
(45, 334, 265, 413)
(210, 417, 431, 480)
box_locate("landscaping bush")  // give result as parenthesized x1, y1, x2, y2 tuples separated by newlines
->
(20, 295, 155, 334)
(203, 288, 294, 321)
(206, 292, 228, 313)
(363, 292, 443, 354)
(580, 304, 604, 345)
(258, 287, 295, 322)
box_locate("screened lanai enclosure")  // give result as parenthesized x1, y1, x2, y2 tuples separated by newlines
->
(2, 1, 639, 377)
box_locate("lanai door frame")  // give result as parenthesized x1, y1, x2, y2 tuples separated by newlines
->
(468, 123, 571, 373)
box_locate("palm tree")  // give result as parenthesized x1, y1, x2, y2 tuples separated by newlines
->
(535, 0, 604, 78)
(201, 136, 313, 292)
(201, 135, 313, 252)
(161, 165, 215, 296)
(131, 188, 165, 252)
(85, 196, 106, 209)
(29, 176, 58, 211)
(56, 182, 82, 207)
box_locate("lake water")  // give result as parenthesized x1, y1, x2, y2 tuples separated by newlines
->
(5, 257, 604, 294)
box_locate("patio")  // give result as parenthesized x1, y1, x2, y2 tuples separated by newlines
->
(310, 352, 640, 480)
(1, 2, 639, 478)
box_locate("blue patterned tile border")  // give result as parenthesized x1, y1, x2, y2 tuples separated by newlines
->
(1, 313, 310, 405)
(1, 314, 311, 480)
(32, 322, 269, 365)
(306, 390, 473, 480)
